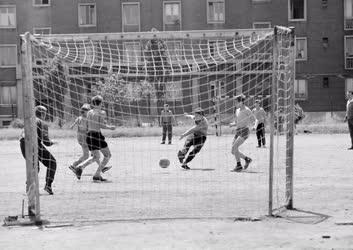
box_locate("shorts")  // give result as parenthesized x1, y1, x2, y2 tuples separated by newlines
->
(86, 131, 108, 151)
(235, 127, 250, 140)
(294, 117, 303, 124)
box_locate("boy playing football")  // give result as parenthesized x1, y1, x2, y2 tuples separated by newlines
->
(230, 94, 257, 172)
(71, 95, 115, 181)
(178, 108, 208, 170)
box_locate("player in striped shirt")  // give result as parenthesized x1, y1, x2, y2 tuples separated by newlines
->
(177, 108, 208, 170)
(230, 94, 257, 172)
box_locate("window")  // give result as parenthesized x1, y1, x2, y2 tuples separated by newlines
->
(33, 0, 50, 7)
(322, 37, 329, 48)
(166, 81, 182, 101)
(346, 78, 353, 93)
(33, 27, 51, 35)
(0, 45, 17, 67)
(323, 77, 329, 88)
(288, 0, 306, 21)
(207, 0, 225, 23)
(253, 22, 271, 29)
(210, 81, 227, 100)
(163, 1, 181, 30)
(295, 37, 307, 61)
(294, 79, 307, 100)
(345, 0, 353, 29)
(124, 42, 141, 64)
(122, 3, 140, 32)
(0, 86, 16, 105)
(345, 36, 353, 69)
(0, 6, 16, 28)
(78, 4, 96, 27)
(322, 0, 328, 8)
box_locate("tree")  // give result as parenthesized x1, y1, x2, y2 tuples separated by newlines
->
(95, 74, 155, 125)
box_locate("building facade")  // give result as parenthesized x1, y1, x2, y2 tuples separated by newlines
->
(0, 0, 352, 126)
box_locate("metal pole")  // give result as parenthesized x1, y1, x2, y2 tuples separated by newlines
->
(268, 26, 278, 216)
(21, 32, 41, 222)
(217, 81, 222, 136)
(285, 27, 296, 209)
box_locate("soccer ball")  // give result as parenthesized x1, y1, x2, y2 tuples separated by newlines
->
(159, 158, 170, 168)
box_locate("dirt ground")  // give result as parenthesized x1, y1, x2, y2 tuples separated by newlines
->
(1, 133, 353, 249)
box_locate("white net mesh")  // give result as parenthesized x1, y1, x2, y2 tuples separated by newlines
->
(9, 27, 295, 222)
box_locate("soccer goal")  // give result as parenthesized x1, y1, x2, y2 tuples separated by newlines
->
(17, 26, 295, 223)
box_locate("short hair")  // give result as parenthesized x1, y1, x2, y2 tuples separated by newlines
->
(80, 103, 91, 112)
(91, 95, 103, 106)
(193, 107, 204, 116)
(255, 99, 261, 104)
(164, 104, 169, 108)
(35, 105, 47, 118)
(235, 94, 246, 103)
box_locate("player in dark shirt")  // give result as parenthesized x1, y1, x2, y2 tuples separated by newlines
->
(20, 105, 57, 195)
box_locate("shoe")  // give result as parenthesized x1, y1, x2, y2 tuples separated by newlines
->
(102, 166, 112, 173)
(93, 176, 107, 182)
(243, 157, 252, 170)
(69, 165, 82, 180)
(348, 147, 353, 150)
(168, 141, 172, 144)
(161, 141, 165, 144)
(177, 150, 184, 164)
(262, 145, 266, 148)
(257, 145, 261, 148)
(44, 185, 53, 195)
(233, 165, 243, 172)
(181, 164, 190, 170)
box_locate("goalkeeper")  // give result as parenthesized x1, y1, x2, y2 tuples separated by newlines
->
(19, 105, 57, 195)
(177, 108, 208, 170)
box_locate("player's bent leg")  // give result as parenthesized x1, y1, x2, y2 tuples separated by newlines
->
(232, 136, 245, 171)
(182, 136, 206, 169)
(38, 146, 56, 195)
(183, 142, 204, 165)
(178, 137, 193, 164)
(100, 147, 112, 173)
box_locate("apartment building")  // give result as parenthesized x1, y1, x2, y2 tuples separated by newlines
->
(0, 0, 352, 126)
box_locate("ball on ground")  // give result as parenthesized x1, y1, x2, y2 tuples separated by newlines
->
(159, 158, 170, 168)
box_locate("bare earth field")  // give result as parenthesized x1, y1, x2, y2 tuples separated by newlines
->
(1, 133, 353, 249)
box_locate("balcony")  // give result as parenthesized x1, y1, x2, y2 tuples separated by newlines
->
(345, 18, 353, 30)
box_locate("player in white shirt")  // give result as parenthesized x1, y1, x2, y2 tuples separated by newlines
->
(230, 94, 257, 172)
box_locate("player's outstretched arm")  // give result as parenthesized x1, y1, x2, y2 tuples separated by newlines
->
(69, 117, 79, 129)
(184, 113, 195, 119)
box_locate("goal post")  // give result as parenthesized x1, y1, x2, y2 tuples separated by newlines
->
(18, 26, 296, 222)
(268, 26, 296, 215)
(20, 32, 41, 222)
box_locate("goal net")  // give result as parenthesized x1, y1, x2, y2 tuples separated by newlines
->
(14, 26, 295, 223)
